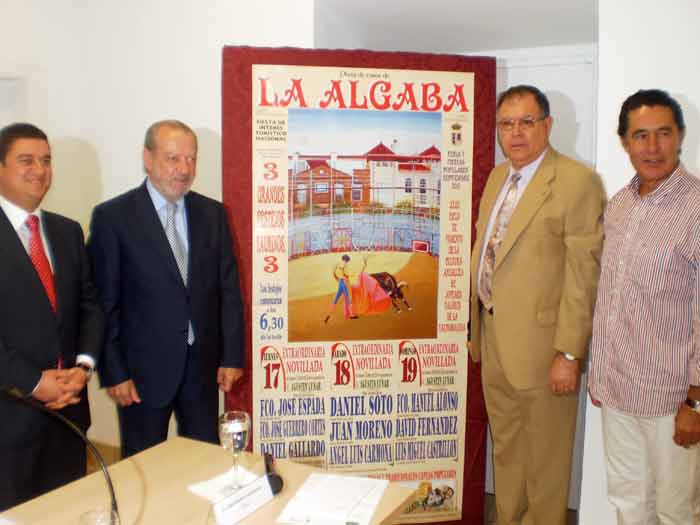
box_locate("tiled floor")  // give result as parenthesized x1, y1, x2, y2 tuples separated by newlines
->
(484, 494, 577, 525)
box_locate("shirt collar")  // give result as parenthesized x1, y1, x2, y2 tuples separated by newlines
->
(145, 178, 185, 213)
(508, 148, 548, 184)
(628, 163, 685, 201)
(0, 193, 42, 231)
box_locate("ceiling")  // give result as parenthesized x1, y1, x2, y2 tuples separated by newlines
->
(315, 0, 597, 54)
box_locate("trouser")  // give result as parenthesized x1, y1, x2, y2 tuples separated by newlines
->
(481, 310, 578, 525)
(119, 343, 218, 458)
(602, 405, 699, 525)
(0, 414, 86, 510)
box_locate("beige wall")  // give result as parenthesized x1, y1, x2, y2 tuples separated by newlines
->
(0, 0, 314, 445)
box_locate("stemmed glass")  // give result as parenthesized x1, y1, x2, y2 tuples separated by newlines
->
(218, 411, 251, 491)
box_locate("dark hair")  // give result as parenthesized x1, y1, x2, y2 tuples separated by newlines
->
(0, 123, 48, 163)
(144, 119, 197, 151)
(497, 85, 550, 118)
(341, 254, 350, 262)
(617, 89, 685, 137)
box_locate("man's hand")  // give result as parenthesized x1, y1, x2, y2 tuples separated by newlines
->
(59, 367, 90, 395)
(107, 379, 141, 407)
(674, 404, 700, 447)
(217, 367, 244, 393)
(33, 370, 81, 410)
(549, 353, 580, 395)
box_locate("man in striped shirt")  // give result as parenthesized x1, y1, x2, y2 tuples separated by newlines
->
(589, 89, 700, 523)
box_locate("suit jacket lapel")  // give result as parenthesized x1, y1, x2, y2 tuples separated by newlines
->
(494, 149, 556, 271)
(42, 213, 67, 326)
(0, 207, 25, 263)
(0, 208, 59, 321)
(184, 193, 203, 291)
(132, 183, 186, 289)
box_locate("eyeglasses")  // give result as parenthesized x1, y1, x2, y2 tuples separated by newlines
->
(496, 116, 546, 132)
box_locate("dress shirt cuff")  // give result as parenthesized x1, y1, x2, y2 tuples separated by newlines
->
(30, 371, 44, 395)
(76, 354, 96, 369)
(554, 346, 586, 361)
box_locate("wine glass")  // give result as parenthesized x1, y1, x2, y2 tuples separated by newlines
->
(218, 411, 251, 490)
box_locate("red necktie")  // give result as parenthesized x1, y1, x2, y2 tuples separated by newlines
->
(27, 214, 57, 312)
(27, 215, 61, 367)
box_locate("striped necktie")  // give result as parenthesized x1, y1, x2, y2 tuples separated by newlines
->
(26, 214, 57, 312)
(27, 214, 62, 367)
(164, 203, 194, 344)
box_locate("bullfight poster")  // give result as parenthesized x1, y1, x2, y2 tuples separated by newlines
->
(222, 47, 496, 525)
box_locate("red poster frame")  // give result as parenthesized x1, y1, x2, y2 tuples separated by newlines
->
(222, 46, 495, 524)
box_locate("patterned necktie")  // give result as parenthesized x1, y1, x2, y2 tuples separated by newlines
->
(164, 203, 194, 344)
(27, 214, 62, 368)
(478, 172, 522, 309)
(165, 203, 188, 284)
(27, 214, 57, 312)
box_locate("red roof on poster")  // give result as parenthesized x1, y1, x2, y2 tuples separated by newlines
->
(365, 142, 396, 156)
(419, 145, 441, 158)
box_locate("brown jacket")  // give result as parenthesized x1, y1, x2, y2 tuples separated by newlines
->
(469, 148, 605, 389)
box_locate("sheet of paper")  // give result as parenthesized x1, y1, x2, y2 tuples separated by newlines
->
(187, 466, 259, 503)
(276, 473, 388, 525)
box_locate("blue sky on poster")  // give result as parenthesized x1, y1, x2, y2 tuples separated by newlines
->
(287, 109, 442, 161)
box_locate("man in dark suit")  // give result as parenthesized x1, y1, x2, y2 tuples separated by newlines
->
(0, 123, 103, 510)
(88, 120, 244, 458)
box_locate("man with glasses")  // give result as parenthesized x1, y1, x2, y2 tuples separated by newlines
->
(469, 85, 605, 524)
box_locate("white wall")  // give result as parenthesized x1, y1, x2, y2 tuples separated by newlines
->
(580, 2, 700, 523)
(0, 0, 315, 446)
(483, 44, 598, 166)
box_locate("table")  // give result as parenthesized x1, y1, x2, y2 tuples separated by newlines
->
(3, 437, 415, 524)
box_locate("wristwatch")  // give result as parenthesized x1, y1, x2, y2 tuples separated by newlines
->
(686, 398, 700, 414)
(77, 363, 94, 381)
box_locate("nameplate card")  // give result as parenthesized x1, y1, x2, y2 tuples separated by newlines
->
(213, 475, 274, 524)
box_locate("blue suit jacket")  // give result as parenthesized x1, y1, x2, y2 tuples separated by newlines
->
(88, 183, 243, 408)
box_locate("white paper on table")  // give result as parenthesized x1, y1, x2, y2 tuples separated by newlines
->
(212, 474, 274, 525)
(276, 473, 388, 525)
(187, 466, 259, 503)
